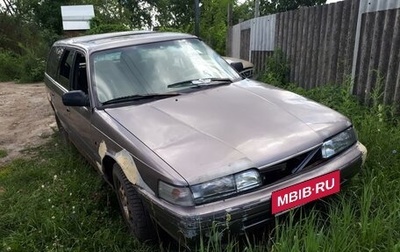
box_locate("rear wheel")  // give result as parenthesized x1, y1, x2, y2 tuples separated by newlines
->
(112, 163, 154, 242)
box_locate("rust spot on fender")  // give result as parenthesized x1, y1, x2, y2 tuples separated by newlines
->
(97, 141, 153, 193)
(97, 141, 108, 174)
(98, 141, 107, 160)
(115, 149, 153, 193)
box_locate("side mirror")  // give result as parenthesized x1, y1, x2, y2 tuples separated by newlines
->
(230, 62, 244, 73)
(62, 90, 90, 107)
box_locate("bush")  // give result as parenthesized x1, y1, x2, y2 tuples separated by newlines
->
(86, 24, 130, 35)
(0, 51, 21, 82)
(0, 49, 45, 83)
(86, 16, 130, 35)
(260, 49, 290, 86)
(19, 54, 45, 83)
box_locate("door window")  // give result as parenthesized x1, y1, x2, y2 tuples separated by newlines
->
(72, 52, 89, 94)
(58, 50, 75, 89)
(46, 46, 64, 79)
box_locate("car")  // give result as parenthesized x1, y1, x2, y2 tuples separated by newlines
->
(44, 31, 367, 245)
(222, 56, 254, 79)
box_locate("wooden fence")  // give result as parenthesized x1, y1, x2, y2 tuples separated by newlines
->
(228, 0, 400, 108)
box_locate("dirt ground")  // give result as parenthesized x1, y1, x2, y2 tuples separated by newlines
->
(0, 82, 55, 166)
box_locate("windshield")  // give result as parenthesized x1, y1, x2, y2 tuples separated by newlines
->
(91, 38, 241, 103)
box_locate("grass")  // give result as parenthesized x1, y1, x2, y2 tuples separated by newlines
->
(0, 83, 399, 251)
(0, 143, 155, 251)
(0, 149, 7, 159)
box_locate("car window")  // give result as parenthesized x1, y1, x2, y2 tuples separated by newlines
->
(91, 39, 241, 103)
(58, 50, 75, 90)
(72, 52, 89, 94)
(46, 46, 64, 80)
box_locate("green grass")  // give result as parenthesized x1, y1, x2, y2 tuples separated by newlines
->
(0, 83, 399, 251)
(0, 142, 155, 251)
(0, 149, 7, 159)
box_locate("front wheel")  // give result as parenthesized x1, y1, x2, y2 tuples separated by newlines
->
(112, 163, 154, 242)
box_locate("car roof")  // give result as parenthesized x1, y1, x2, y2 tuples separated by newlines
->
(53, 31, 197, 53)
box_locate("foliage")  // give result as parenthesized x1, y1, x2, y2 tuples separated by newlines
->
(29, 0, 65, 34)
(86, 17, 129, 35)
(0, 49, 45, 83)
(156, 0, 194, 31)
(199, 0, 233, 55)
(0, 10, 54, 83)
(156, 0, 233, 54)
(0, 139, 156, 251)
(259, 0, 327, 15)
(0, 51, 21, 82)
(260, 49, 290, 86)
(0, 11, 50, 82)
(18, 50, 46, 83)
(0, 49, 45, 82)
(232, 0, 254, 24)
(233, 0, 327, 22)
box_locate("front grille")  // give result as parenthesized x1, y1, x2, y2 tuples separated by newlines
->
(240, 68, 254, 79)
(259, 147, 323, 186)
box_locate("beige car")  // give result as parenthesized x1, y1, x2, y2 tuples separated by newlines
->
(44, 31, 367, 245)
(222, 56, 254, 79)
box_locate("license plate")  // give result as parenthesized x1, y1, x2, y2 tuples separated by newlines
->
(271, 170, 340, 215)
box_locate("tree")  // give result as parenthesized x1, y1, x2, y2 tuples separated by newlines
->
(155, 0, 234, 54)
(233, 0, 253, 24)
(86, 16, 129, 35)
(233, 0, 327, 23)
(260, 0, 326, 15)
(156, 0, 194, 31)
(117, 0, 158, 29)
(200, 0, 233, 54)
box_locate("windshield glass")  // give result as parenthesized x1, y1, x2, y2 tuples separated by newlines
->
(91, 38, 241, 103)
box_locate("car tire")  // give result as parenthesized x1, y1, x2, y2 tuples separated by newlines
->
(112, 163, 154, 242)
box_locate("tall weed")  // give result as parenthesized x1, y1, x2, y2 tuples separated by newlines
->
(264, 78, 400, 252)
(261, 49, 290, 86)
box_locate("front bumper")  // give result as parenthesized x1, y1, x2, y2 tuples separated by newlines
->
(140, 142, 367, 244)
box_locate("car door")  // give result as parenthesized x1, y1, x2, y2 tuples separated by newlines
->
(49, 48, 74, 136)
(65, 50, 97, 163)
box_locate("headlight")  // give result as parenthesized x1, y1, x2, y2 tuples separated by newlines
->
(159, 170, 262, 206)
(235, 169, 262, 191)
(191, 169, 261, 204)
(158, 181, 194, 207)
(321, 127, 357, 159)
(191, 175, 236, 202)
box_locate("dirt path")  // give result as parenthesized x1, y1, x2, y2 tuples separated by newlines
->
(0, 82, 55, 166)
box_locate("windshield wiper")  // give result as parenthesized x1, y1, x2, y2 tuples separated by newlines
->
(167, 78, 233, 88)
(102, 93, 180, 105)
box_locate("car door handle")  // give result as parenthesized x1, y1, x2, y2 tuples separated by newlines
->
(66, 107, 70, 112)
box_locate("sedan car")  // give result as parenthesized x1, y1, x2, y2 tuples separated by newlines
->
(44, 31, 367, 245)
(222, 56, 254, 79)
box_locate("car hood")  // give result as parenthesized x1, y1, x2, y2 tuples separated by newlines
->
(104, 79, 350, 185)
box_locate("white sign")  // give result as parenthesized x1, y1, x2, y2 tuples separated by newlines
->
(61, 5, 95, 31)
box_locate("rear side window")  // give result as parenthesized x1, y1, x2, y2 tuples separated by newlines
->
(46, 46, 64, 79)
(58, 50, 75, 89)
